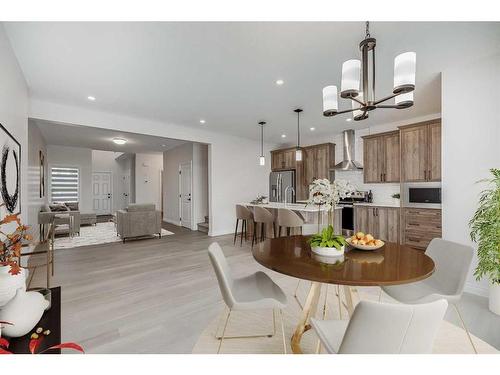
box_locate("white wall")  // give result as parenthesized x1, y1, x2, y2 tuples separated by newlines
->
(27, 121, 47, 241)
(0, 26, 28, 234)
(29, 99, 274, 236)
(135, 153, 163, 210)
(442, 53, 500, 297)
(46, 145, 93, 213)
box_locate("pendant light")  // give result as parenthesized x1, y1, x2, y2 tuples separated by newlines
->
(258, 121, 266, 166)
(294, 109, 303, 161)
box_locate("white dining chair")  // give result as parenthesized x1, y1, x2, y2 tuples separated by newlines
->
(381, 238, 477, 353)
(208, 242, 288, 353)
(311, 299, 448, 354)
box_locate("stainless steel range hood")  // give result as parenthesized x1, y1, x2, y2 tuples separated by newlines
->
(333, 129, 363, 171)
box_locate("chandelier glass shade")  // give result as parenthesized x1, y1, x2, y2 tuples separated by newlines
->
(322, 22, 416, 121)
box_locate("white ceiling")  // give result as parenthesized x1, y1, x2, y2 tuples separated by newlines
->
(6, 22, 500, 142)
(31, 119, 187, 153)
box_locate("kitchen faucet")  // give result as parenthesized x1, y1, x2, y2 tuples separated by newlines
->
(284, 185, 295, 207)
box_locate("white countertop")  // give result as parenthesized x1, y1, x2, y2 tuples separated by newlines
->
(353, 202, 400, 208)
(242, 202, 343, 212)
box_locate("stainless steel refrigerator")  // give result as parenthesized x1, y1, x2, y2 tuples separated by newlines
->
(269, 170, 296, 203)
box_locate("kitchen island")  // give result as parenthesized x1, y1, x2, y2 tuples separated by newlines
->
(241, 202, 342, 236)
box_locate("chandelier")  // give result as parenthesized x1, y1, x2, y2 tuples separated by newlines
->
(322, 22, 416, 121)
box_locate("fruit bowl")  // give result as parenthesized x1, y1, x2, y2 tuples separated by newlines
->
(346, 237, 385, 251)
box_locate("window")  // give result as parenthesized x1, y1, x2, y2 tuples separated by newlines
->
(50, 166, 79, 204)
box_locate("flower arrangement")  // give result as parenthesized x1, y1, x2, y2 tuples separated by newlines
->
(0, 206, 31, 275)
(307, 178, 355, 230)
(306, 179, 355, 255)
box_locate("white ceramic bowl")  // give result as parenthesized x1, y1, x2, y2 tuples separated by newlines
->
(346, 237, 385, 251)
(311, 245, 345, 257)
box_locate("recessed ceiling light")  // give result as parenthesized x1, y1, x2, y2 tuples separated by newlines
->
(87, 96, 96, 101)
(200, 119, 206, 124)
(346, 118, 352, 122)
(275, 79, 284, 86)
(310, 127, 316, 131)
(161, 144, 166, 147)
(281, 134, 286, 138)
(112, 138, 127, 145)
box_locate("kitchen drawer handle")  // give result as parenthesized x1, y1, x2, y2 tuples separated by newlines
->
(408, 222, 420, 226)
(408, 237, 421, 242)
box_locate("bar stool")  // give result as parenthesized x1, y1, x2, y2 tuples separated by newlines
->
(276, 208, 304, 237)
(234, 205, 253, 246)
(252, 206, 276, 247)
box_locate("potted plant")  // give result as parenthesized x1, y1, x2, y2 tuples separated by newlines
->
(306, 178, 354, 257)
(308, 225, 347, 257)
(0, 209, 31, 307)
(469, 168, 500, 315)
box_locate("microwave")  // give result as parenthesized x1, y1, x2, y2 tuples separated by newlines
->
(403, 182, 442, 208)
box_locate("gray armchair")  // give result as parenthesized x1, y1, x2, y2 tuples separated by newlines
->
(38, 203, 81, 238)
(116, 203, 162, 242)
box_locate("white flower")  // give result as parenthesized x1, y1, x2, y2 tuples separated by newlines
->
(307, 178, 356, 210)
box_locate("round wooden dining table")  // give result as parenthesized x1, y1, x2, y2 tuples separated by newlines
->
(253, 235, 435, 354)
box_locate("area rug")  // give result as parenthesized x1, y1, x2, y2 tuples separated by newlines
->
(192, 276, 498, 354)
(54, 222, 174, 250)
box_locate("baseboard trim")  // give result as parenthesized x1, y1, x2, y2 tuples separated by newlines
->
(464, 282, 489, 297)
(164, 218, 181, 226)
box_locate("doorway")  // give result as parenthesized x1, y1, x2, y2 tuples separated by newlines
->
(92, 172, 113, 215)
(179, 162, 192, 229)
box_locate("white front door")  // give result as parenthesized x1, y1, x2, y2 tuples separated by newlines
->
(179, 162, 192, 229)
(92, 172, 112, 215)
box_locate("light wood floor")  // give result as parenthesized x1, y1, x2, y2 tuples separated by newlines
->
(28, 224, 500, 353)
(28, 223, 234, 353)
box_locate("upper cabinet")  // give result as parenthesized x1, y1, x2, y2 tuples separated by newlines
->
(298, 143, 335, 200)
(272, 143, 335, 201)
(271, 148, 296, 171)
(362, 131, 400, 183)
(400, 120, 441, 182)
(305, 143, 335, 181)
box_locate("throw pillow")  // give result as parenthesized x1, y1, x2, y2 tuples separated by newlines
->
(64, 202, 79, 211)
(49, 203, 69, 212)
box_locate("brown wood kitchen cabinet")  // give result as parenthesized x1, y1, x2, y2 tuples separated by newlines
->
(354, 205, 399, 243)
(399, 119, 441, 182)
(362, 131, 400, 183)
(271, 143, 335, 201)
(271, 148, 296, 171)
(298, 143, 335, 200)
(403, 208, 442, 249)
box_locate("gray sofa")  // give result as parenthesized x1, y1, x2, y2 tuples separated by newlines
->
(116, 203, 162, 242)
(39, 203, 81, 237)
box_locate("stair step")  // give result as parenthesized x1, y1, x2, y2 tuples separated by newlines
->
(204, 215, 209, 223)
(197, 222, 209, 233)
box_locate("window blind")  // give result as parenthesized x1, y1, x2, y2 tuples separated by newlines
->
(50, 166, 79, 203)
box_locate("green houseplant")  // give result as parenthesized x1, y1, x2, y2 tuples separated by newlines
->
(469, 168, 500, 315)
(308, 225, 347, 254)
